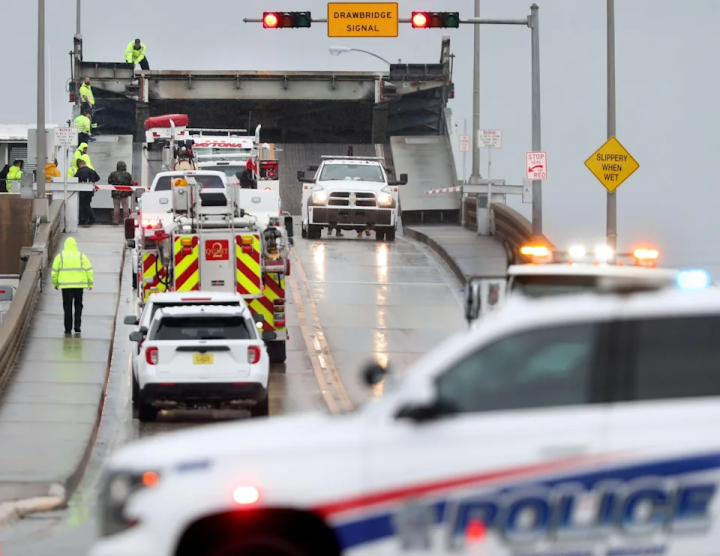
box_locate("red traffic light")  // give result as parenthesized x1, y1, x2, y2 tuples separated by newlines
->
(411, 12, 428, 27)
(263, 12, 279, 28)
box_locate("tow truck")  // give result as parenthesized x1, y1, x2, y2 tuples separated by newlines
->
(464, 243, 711, 321)
(126, 114, 293, 363)
(298, 150, 407, 241)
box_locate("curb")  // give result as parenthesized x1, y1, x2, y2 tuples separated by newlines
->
(403, 226, 468, 286)
(0, 245, 127, 529)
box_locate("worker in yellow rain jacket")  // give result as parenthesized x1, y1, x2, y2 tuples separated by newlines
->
(73, 109, 97, 145)
(125, 39, 149, 70)
(44, 159, 61, 183)
(68, 143, 94, 177)
(51, 237, 93, 334)
(6, 160, 23, 193)
(79, 76, 94, 113)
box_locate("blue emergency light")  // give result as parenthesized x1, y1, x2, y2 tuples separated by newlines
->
(676, 269, 710, 290)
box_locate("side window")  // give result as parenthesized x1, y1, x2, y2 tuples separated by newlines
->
(629, 315, 720, 401)
(435, 323, 598, 414)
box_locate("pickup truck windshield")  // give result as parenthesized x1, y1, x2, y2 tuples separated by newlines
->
(511, 275, 599, 298)
(153, 316, 252, 341)
(154, 175, 225, 191)
(318, 164, 384, 183)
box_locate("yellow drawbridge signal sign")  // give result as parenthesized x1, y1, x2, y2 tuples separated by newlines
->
(584, 136, 639, 192)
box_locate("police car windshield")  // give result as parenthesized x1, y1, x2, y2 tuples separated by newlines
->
(319, 164, 384, 182)
(511, 275, 599, 298)
(149, 302, 241, 322)
(154, 175, 225, 191)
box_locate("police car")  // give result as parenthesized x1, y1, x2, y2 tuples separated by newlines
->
(91, 274, 719, 556)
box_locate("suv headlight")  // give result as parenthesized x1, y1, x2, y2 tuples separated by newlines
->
(312, 186, 328, 204)
(98, 469, 160, 537)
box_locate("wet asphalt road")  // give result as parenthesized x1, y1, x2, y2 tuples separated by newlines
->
(0, 227, 465, 555)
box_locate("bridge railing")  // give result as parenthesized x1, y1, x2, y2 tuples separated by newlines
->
(0, 200, 64, 393)
(462, 196, 553, 263)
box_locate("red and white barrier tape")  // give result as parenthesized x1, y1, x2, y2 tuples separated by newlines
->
(424, 186, 462, 194)
(93, 184, 148, 191)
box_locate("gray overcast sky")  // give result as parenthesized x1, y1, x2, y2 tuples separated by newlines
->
(3, 1, 719, 271)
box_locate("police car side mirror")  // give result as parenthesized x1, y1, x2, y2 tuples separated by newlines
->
(129, 331, 144, 342)
(124, 315, 139, 326)
(395, 399, 458, 423)
(465, 277, 483, 323)
(252, 314, 265, 324)
(362, 361, 387, 387)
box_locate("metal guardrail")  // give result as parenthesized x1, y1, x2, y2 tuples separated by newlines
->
(0, 200, 64, 394)
(462, 196, 553, 264)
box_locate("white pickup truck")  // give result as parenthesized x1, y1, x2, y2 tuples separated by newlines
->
(298, 155, 407, 241)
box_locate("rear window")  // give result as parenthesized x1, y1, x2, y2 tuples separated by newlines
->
(629, 315, 720, 401)
(152, 316, 252, 341)
(511, 275, 599, 298)
(154, 175, 225, 191)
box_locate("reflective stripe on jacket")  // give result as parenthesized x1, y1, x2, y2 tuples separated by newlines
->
(51, 237, 93, 289)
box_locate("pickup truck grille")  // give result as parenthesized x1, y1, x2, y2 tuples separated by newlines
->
(328, 191, 377, 207)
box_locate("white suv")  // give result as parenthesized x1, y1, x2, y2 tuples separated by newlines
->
(129, 304, 269, 422)
(298, 156, 407, 241)
(92, 283, 720, 556)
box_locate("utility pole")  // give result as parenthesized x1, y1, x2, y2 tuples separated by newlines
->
(530, 4, 541, 235)
(36, 0, 46, 201)
(606, 0, 617, 254)
(471, 0, 480, 180)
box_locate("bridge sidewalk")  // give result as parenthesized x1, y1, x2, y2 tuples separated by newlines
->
(404, 225, 508, 284)
(0, 226, 125, 509)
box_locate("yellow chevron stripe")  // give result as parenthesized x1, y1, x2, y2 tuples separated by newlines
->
(177, 269, 199, 291)
(142, 253, 166, 301)
(174, 237, 199, 291)
(235, 238, 262, 295)
(249, 298, 274, 328)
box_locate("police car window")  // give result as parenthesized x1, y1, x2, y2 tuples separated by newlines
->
(511, 275, 598, 298)
(435, 323, 597, 413)
(149, 302, 241, 322)
(153, 316, 251, 341)
(630, 315, 720, 400)
(319, 164, 384, 182)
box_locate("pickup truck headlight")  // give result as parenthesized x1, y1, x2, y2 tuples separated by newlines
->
(98, 469, 160, 537)
(312, 187, 328, 204)
(377, 193, 392, 205)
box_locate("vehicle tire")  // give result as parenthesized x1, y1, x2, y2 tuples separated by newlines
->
(307, 225, 322, 240)
(132, 375, 139, 408)
(376, 229, 385, 241)
(385, 228, 396, 242)
(132, 271, 138, 290)
(250, 394, 270, 418)
(267, 341, 287, 364)
(301, 223, 307, 239)
(137, 400, 158, 422)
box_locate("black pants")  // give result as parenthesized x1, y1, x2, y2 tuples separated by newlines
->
(79, 191, 95, 225)
(139, 57, 149, 70)
(78, 132, 89, 146)
(61, 288, 84, 332)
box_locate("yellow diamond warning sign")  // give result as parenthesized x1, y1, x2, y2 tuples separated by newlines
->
(327, 2, 399, 37)
(584, 136, 640, 192)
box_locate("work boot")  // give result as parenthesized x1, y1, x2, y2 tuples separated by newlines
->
(365, 229, 371, 237)
(357, 231, 363, 238)
(335, 229, 343, 237)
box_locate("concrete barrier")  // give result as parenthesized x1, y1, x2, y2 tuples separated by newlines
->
(0, 196, 34, 274)
(0, 199, 63, 393)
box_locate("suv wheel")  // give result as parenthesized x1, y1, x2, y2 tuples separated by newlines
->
(250, 395, 270, 418)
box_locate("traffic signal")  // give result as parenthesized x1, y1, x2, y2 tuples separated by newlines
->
(262, 12, 311, 28)
(411, 12, 459, 28)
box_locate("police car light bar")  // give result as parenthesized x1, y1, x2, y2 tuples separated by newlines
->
(319, 155, 385, 161)
(522, 243, 661, 267)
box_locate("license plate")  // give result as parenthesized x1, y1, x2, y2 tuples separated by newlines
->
(193, 353, 213, 365)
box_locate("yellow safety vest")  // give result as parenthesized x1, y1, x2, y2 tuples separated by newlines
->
(79, 83, 94, 105)
(51, 239, 93, 289)
(6, 166, 22, 192)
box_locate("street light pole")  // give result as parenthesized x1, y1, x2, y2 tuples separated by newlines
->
(471, 0, 480, 179)
(36, 0, 46, 200)
(530, 3, 541, 235)
(606, 0, 617, 253)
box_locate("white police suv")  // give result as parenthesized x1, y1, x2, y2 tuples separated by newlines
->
(91, 279, 720, 556)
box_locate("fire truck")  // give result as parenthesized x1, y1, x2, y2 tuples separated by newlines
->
(128, 114, 293, 363)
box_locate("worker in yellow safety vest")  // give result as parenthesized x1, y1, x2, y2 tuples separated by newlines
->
(79, 76, 94, 113)
(68, 143, 94, 177)
(125, 39, 149, 70)
(6, 160, 23, 193)
(73, 109, 97, 145)
(51, 237, 93, 334)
